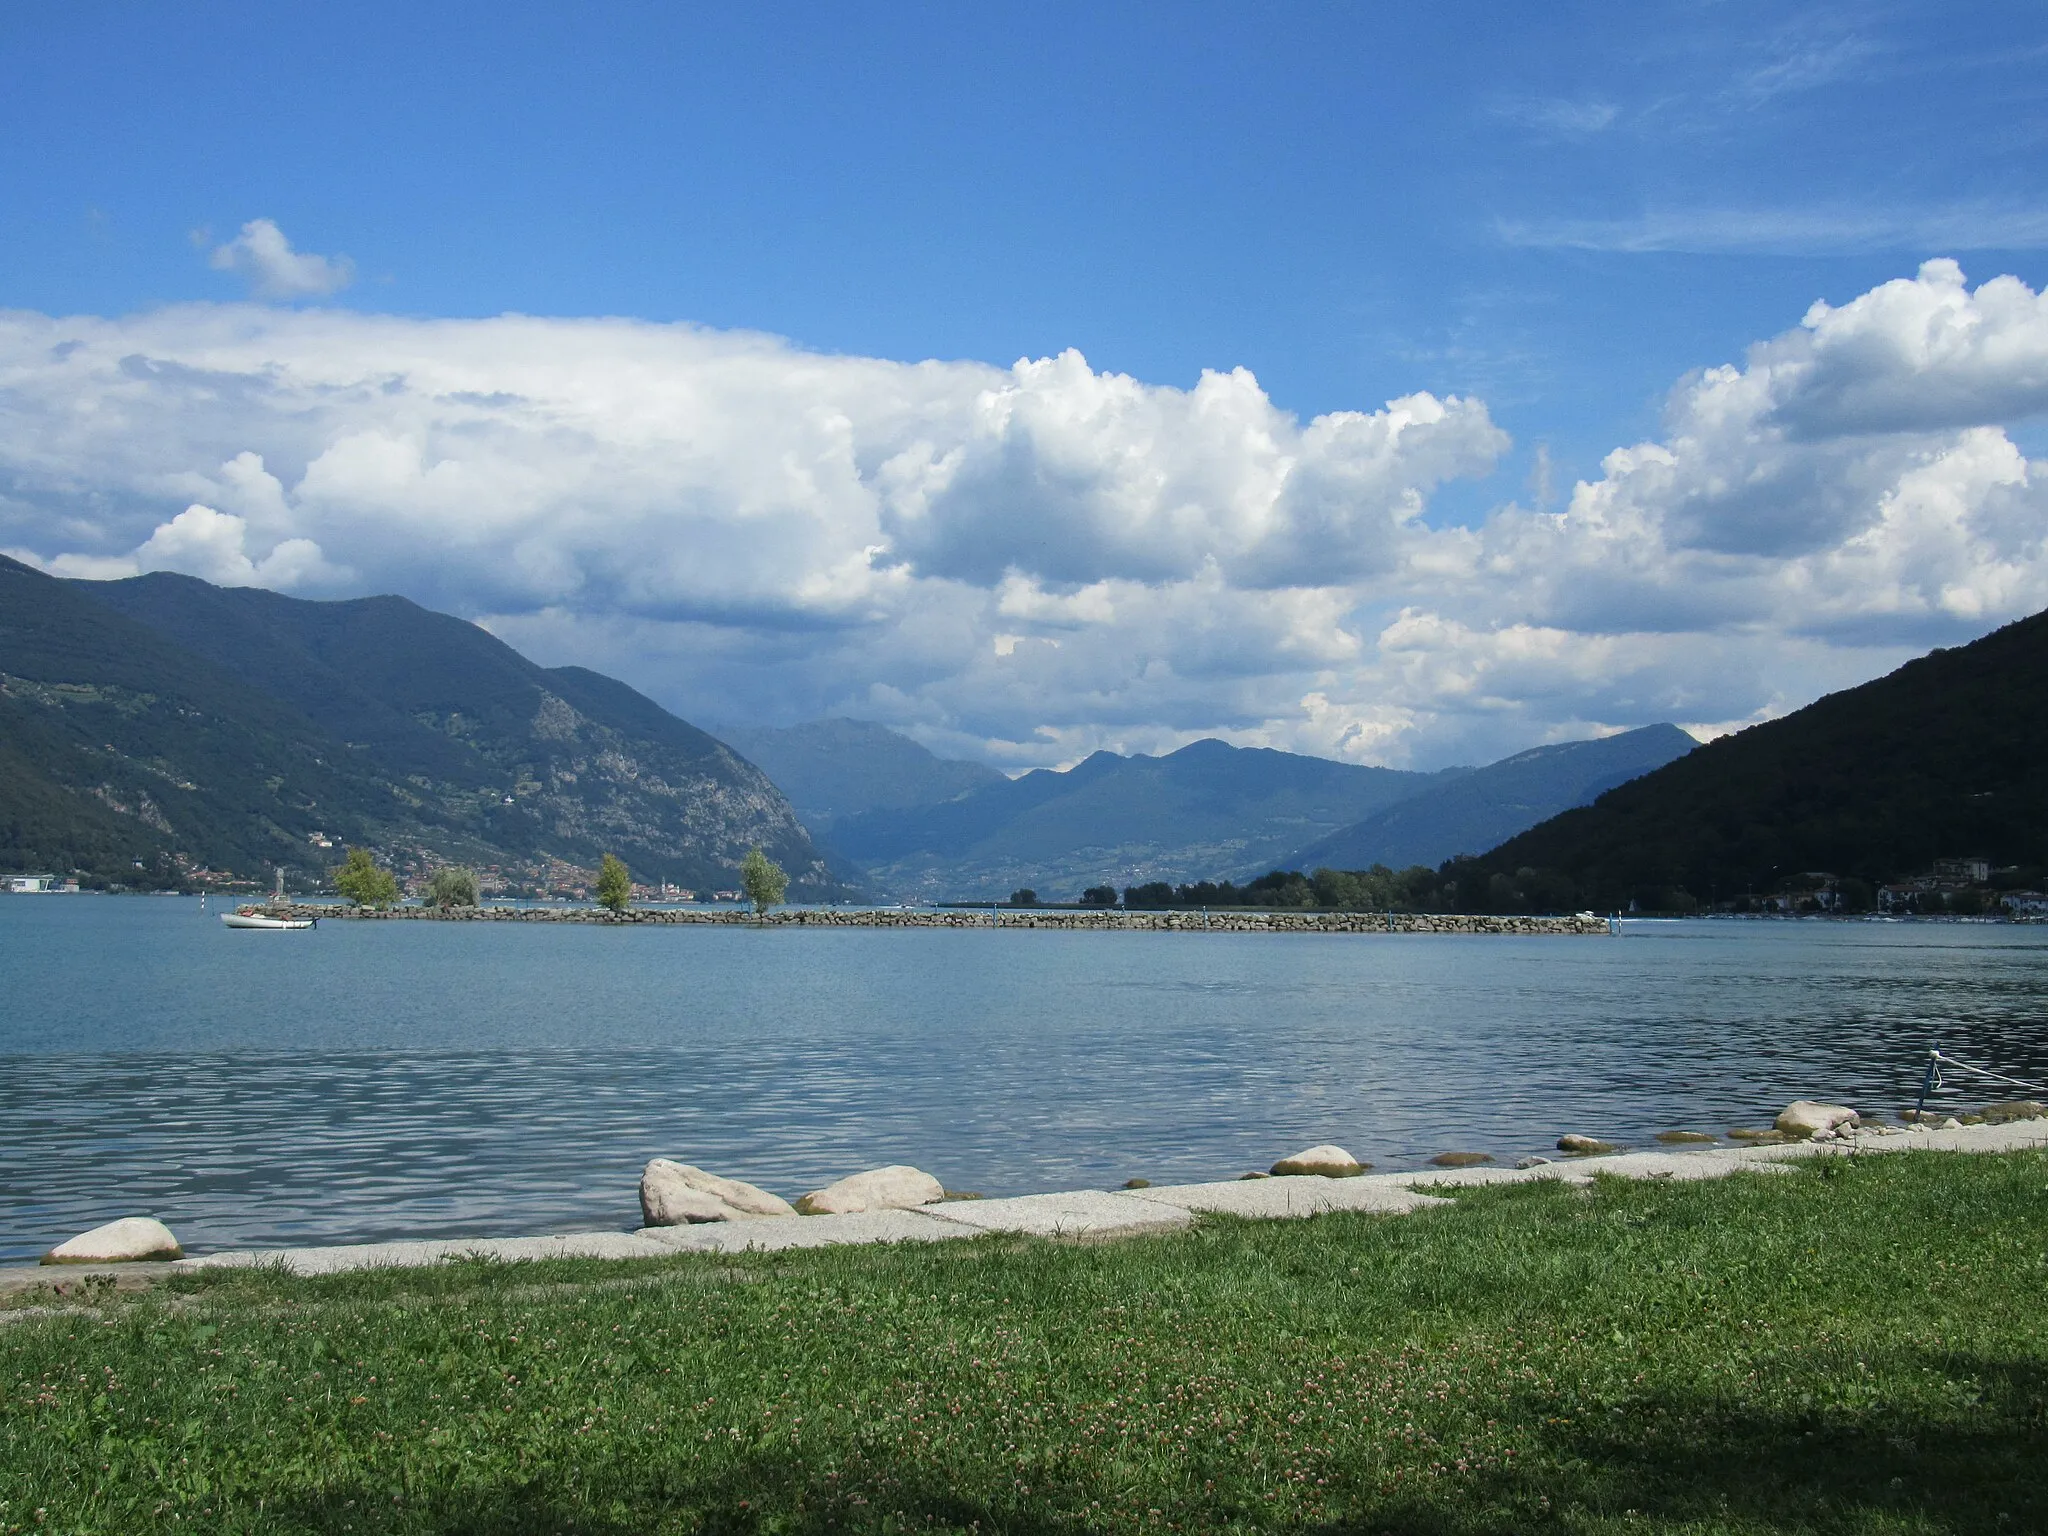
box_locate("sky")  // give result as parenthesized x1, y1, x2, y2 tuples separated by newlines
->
(3, 1, 2047, 770)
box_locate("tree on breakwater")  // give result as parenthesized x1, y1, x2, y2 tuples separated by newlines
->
(427, 866, 480, 909)
(595, 853, 632, 914)
(332, 846, 398, 908)
(740, 847, 788, 914)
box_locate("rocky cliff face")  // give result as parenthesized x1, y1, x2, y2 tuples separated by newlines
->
(476, 682, 831, 890)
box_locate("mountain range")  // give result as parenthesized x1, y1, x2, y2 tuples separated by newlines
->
(3, 554, 1708, 902)
(716, 718, 1007, 833)
(0, 557, 841, 895)
(1283, 725, 1698, 873)
(819, 738, 1452, 900)
(804, 727, 1697, 901)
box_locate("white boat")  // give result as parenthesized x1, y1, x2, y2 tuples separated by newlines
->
(221, 906, 316, 930)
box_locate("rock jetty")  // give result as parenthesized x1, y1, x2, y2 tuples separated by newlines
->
(268, 903, 1611, 936)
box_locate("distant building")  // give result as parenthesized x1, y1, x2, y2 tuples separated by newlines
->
(2001, 891, 2048, 917)
(8, 874, 80, 893)
(1933, 856, 1991, 886)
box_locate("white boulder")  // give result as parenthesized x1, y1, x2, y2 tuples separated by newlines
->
(1269, 1144, 1368, 1178)
(794, 1165, 945, 1216)
(43, 1217, 183, 1265)
(1775, 1101, 1860, 1139)
(1556, 1134, 1618, 1155)
(640, 1160, 797, 1226)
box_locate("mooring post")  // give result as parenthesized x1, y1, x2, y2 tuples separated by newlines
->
(1915, 1048, 1940, 1119)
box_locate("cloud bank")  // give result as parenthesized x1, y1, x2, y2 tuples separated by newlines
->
(4, 258, 2046, 769)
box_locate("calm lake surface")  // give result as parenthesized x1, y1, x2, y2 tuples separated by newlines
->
(4, 896, 2047, 1263)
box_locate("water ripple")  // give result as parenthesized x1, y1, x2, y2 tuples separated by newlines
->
(2, 901, 2045, 1260)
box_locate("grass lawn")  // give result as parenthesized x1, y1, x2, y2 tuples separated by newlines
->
(3, 1151, 2044, 1534)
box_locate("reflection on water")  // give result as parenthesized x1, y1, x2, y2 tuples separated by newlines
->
(3, 898, 2045, 1260)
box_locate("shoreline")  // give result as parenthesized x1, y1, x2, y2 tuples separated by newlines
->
(264, 902, 1615, 934)
(11, 1118, 2040, 1289)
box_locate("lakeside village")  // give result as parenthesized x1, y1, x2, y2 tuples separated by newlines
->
(10, 848, 2048, 918)
(1747, 856, 2048, 917)
(7, 849, 746, 904)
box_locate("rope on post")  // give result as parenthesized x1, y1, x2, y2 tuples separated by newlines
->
(1916, 1046, 2048, 1116)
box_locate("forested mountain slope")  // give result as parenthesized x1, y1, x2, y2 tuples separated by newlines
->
(1, 556, 417, 884)
(1, 558, 843, 894)
(1472, 611, 2048, 909)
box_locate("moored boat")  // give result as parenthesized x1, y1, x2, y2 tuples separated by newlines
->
(221, 906, 317, 930)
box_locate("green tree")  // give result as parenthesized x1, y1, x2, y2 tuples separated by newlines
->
(595, 852, 632, 914)
(1008, 888, 1038, 907)
(739, 847, 788, 914)
(427, 866, 480, 909)
(333, 847, 398, 909)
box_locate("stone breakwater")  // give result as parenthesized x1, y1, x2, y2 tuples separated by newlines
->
(269, 904, 1610, 935)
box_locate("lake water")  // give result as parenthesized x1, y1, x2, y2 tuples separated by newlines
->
(4, 896, 2047, 1263)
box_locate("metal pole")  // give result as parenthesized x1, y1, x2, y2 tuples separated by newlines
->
(1915, 1049, 1940, 1119)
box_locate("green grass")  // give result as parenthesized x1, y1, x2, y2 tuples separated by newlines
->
(4, 1153, 2045, 1534)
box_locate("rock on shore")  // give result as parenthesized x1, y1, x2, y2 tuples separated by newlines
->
(1269, 1145, 1368, 1177)
(43, 1217, 183, 1265)
(1775, 1101, 1860, 1139)
(640, 1160, 797, 1225)
(795, 1166, 945, 1216)
(1556, 1134, 1618, 1155)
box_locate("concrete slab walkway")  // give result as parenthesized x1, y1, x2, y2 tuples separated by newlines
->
(8, 1119, 2043, 1289)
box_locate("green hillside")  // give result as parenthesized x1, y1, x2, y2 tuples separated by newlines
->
(1470, 609, 2048, 910)
(0, 559, 847, 896)
(0, 556, 417, 885)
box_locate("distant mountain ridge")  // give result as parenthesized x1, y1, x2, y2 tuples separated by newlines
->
(717, 718, 1006, 832)
(1282, 724, 1697, 873)
(824, 738, 1453, 900)
(0, 557, 844, 894)
(1470, 609, 2048, 908)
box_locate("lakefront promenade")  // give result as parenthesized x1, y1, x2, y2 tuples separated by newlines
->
(15, 1114, 2041, 1284)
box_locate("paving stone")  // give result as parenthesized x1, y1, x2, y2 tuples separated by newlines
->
(1134, 1177, 1453, 1218)
(181, 1232, 677, 1276)
(139, 1118, 2048, 1278)
(923, 1190, 1194, 1238)
(635, 1209, 973, 1253)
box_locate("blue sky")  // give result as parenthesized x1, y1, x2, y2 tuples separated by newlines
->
(5, 3, 2048, 767)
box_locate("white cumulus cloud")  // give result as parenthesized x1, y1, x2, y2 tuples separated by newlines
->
(2, 259, 2046, 770)
(208, 218, 355, 299)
